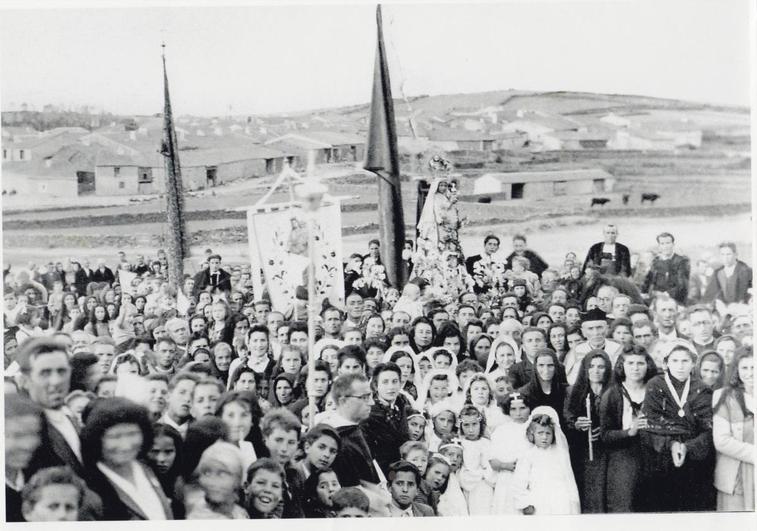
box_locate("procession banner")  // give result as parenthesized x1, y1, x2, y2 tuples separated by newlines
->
(247, 199, 345, 314)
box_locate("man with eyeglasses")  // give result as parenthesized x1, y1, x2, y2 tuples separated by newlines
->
(688, 305, 716, 355)
(327, 373, 381, 491)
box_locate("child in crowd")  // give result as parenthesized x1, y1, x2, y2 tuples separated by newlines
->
(244, 458, 286, 519)
(302, 468, 341, 518)
(427, 402, 457, 452)
(437, 439, 469, 516)
(490, 392, 532, 513)
(161, 372, 199, 438)
(406, 410, 428, 442)
(458, 405, 495, 514)
(216, 391, 259, 470)
(512, 406, 580, 515)
(260, 407, 304, 518)
(21, 467, 87, 522)
(464, 373, 507, 433)
(421, 454, 451, 514)
(188, 442, 249, 519)
(298, 424, 341, 480)
(331, 487, 370, 517)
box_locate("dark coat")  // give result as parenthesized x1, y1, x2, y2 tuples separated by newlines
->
(73, 269, 91, 296)
(133, 264, 151, 277)
(599, 385, 644, 513)
(5, 484, 23, 522)
(639, 374, 714, 512)
(564, 385, 607, 513)
(31, 422, 85, 477)
(704, 260, 752, 304)
(331, 424, 380, 487)
(642, 253, 691, 304)
(509, 356, 567, 392)
(360, 394, 411, 475)
(91, 266, 116, 285)
(518, 378, 568, 429)
(506, 250, 549, 277)
(193, 268, 232, 296)
(582, 242, 632, 277)
(84, 461, 173, 520)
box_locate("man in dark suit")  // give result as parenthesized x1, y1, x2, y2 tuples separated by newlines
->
(582, 223, 631, 277)
(387, 460, 434, 517)
(193, 254, 232, 296)
(328, 374, 381, 489)
(505, 233, 549, 277)
(91, 258, 115, 285)
(642, 232, 691, 305)
(466, 234, 505, 294)
(132, 254, 151, 277)
(16, 337, 102, 519)
(704, 242, 752, 305)
(38, 261, 64, 291)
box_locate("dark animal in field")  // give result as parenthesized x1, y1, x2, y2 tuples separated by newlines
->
(477, 196, 492, 204)
(641, 192, 660, 205)
(591, 197, 610, 207)
(622, 193, 630, 205)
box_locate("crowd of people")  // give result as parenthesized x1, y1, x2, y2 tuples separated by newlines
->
(2, 216, 754, 521)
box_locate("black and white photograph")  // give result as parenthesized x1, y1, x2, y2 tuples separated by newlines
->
(1, 0, 754, 524)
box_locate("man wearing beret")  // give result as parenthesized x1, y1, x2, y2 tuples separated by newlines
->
(563, 308, 622, 385)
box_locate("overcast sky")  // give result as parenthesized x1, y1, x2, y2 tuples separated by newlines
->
(0, 0, 751, 116)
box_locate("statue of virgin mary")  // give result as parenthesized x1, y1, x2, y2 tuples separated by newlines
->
(412, 156, 464, 282)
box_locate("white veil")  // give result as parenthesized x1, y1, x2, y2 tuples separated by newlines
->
(525, 406, 580, 512)
(416, 178, 443, 252)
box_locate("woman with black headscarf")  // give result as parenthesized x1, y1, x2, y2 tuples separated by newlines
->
(640, 340, 714, 512)
(517, 348, 568, 429)
(564, 349, 612, 513)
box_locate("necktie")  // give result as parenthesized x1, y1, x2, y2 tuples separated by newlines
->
(66, 412, 82, 435)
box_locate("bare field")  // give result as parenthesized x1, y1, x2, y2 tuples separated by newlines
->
(3, 147, 752, 270)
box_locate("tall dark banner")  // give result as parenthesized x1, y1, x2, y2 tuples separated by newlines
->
(416, 178, 430, 239)
(160, 47, 187, 290)
(363, 5, 406, 289)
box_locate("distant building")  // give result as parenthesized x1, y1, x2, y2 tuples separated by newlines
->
(2, 142, 101, 197)
(608, 129, 701, 151)
(2, 128, 88, 162)
(551, 129, 611, 150)
(472, 168, 614, 199)
(427, 128, 497, 152)
(265, 131, 365, 167)
(499, 114, 582, 149)
(94, 145, 289, 195)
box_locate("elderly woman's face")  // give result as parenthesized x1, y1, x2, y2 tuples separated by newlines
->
(101, 422, 143, 468)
